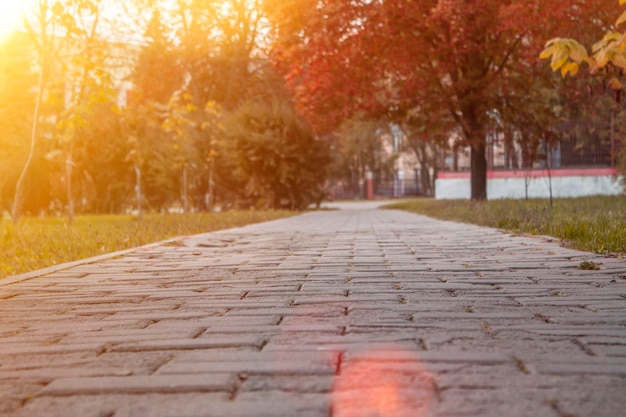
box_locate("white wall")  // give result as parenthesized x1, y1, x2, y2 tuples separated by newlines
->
(435, 179, 472, 199)
(436, 170, 624, 200)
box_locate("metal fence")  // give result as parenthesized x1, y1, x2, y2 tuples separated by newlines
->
(442, 133, 620, 172)
(328, 178, 423, 201)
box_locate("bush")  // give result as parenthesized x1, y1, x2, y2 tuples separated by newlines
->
(223, 100, 330, 209)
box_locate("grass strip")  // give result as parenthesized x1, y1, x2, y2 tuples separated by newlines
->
(385, 196, 626, 255)
(0, 210, 295, 279)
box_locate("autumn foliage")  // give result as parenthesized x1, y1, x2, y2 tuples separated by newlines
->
(269, 0, 617, 200)
(0, 0, 331, 217)
(0, 0, 622, 217)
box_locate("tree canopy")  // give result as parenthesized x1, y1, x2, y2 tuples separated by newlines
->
(1, 0, 331, 218)
(269, 0, 617, 200)
(0, 0, 621, 217)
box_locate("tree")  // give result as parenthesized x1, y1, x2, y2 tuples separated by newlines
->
(223, 100, 330, 209)
(56, 0, 113, 223)
(124, 5, 185, 214)
(196, 100, 223, 211)
(121, 109, 146, 218)
(78, 102, 133, 213)
(162, 89, 200, 212)
(10, 0, 109, 222)
(11, 0, 72, 222)
(132, 7, 183, 105)
(269, 0, 612, 200)
(128, 0, 292, 211)
(398, 105, 452, 197)
(0, 33, 36, 213)
(171, 0, 278, 110)
(330, 118, 395, 199)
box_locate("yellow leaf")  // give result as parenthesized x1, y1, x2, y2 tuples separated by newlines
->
(561, 62, 579, 77)
(592, 40, 605, 54)
(567, 41, 589, 63)
(593, 33, 620, 53)
(595, 50, 609, 68)
(550, 48, 569, 71)
(539, 44, 556, 60)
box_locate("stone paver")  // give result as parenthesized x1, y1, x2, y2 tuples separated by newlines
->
(1, 203, 625, 417)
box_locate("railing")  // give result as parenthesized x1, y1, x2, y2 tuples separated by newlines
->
(327, 178, 424, 201)
(441, 134, 620, 173)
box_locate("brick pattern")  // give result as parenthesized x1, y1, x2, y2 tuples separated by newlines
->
(1, 208, 625, 416)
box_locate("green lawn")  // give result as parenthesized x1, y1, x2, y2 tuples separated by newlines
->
(4, 198, 624, 280)
(385, 196, 626, 255)
(0, 211, 295, 279)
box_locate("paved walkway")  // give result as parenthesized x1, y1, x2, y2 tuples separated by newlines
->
(1, 203, 625, 417)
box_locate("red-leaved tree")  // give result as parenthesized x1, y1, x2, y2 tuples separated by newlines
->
(269, 0, 614, 200)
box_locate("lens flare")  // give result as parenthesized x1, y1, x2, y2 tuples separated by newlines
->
(0, 0, 28, 41)
(332, 345, 437, 417)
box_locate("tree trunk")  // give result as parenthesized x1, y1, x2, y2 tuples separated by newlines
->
(181, 164, 189, 213)
(134, 164, 142, 218)
(470, 141, 488, 201)
(206, 161, 214, 212)
(545, 140, 553, 209)
(461, 93, 487, 201)
(66, 156, 74, 225)
(411, 140, 433, 196)
(464, 101, 488, 201)
(11, 63, 46, 223)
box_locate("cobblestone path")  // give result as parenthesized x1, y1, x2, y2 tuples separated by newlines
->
(1, 204, 625, 417)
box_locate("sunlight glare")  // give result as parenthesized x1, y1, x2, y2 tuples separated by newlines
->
(332, 346, 437, 417)
(0, 0, 29, 41)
